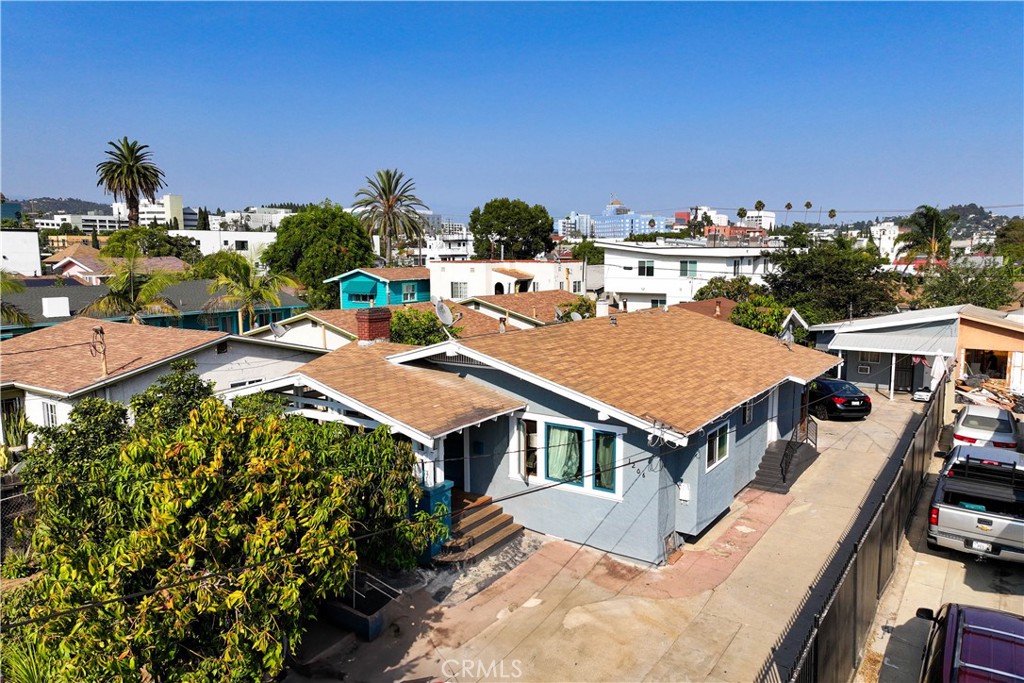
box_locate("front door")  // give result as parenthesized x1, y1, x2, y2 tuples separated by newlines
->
(895, 355, 914, 392)
(443, 431, 465, 490)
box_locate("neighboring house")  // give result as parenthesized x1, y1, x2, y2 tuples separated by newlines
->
(169, 229, 278, 260)
(324, 267, 431, 310)
(598, 240, 785, 309)
(0, 318, 323, 442)
(0, 229, 42, 276)
(406, 224, 473, 265)
(43, 244, 190, 285)
(245, 300, 507, 350)
(429, 259, 586, 300)
(225, 306, 839, 564)
(457, 290, 582, 330)
(0, 280, 307, 338)
(809, 305, 1024, 401)
(671, 298, 738, 320)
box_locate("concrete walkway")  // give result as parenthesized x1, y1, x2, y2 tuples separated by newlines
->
(295, 395, 926, 683)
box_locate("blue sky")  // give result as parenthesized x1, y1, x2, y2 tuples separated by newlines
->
(2, 2, 1022, 222)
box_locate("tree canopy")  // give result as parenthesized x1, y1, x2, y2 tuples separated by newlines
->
(4, 365, 448, 682)
(994, 217, 1024, 266)
(469, 198, 553, 260)
(352, 169, 429, 267)
(79, 250, 179, 324)
(102, 225, 201, 263)
(570, 239, 604, 265)
(730, 294, 787, 335)
(915, 260, 1020, 310)
(895, 205, 956, 267)
(389, 307, 461, 345)
(763, 241, 898, 324)
(693, 276, 766, 303)
(95, 137, 165, 228)
(262, 201, 376, 309)
(187, 250, 249, 280)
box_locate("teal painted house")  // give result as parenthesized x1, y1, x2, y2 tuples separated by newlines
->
(0, 280, 307, 339)
(325, 267, 431, 310)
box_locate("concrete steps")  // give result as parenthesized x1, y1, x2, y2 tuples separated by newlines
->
(749, 439, 820, 494)
(435, 492, 523, 566)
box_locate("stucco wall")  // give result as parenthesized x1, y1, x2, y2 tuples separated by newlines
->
(959, 318, 1024, 354)
(250, 318, 351, 351)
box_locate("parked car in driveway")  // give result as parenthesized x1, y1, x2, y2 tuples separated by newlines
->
(927, 445, 1024, 563)
(915, 602, 1024, 682)
(807, 378, 872, 420)
(952, 404, 1019, 449)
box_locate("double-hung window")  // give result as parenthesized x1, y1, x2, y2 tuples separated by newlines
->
(42, 401, 58, 428)
(402, 283, 416, 302)
(451, 282, 468, 299)
(545, 424, 583, 484)
(679, 260, 697, 277)
(593, 431, 616, 492)
(572, 280, 582, 293)
(706, 425, 729, 470)
(638, 260, 654, 277)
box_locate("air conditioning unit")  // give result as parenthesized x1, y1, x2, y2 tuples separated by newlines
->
(527, 432, 540, 449)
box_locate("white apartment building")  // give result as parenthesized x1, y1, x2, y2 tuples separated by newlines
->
(112, 194, 196, 229)
(169, 229, 278, 260)
(692, 206, 730, 227)
(35, 213, 127, 233)
(428, 259, 586, 300)
(744, 210, 776, 231)
(555, 211, 596, 238)
(407, 224, 472, 264)
(598, 240, 785, 309)
(0, 229, 42, 276)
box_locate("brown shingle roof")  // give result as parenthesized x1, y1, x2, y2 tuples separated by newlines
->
(299, 342, 525, 438)
(466, 290, 580, 322)
(303, 300, 507, 340)
(0, 318, 227, 395)
(457, 307, 839, 435)
(47, 244, 188, 276)
(359, 267, 430, 281)
(671, 298, 738, 320)
(42, 242, 101, 265)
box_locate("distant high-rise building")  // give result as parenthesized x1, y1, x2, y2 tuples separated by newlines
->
(588, 196, 673, 239)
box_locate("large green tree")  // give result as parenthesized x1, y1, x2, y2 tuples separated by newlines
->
(204, 253, 298, 333)
(389, 308, 461, 345)
(102, 225, 201, 263)
(571, 239, 604, 265)
(994, 217, 1024, 266)
(352, 169, 429, 267)
(693, 276, 766, 303)
(763, 241, 898, 324)
(262, 201, 376, 309)
(895, 205, 957, 268)
(5, 377, 447, 681)
(730, 294, 787, 335)
(79, 250, 179, 324)
(188, 250, 249, 280)
(468, 198, 553, 260)
(916, 260, 1020, 309)
(95, 137, 166, 228)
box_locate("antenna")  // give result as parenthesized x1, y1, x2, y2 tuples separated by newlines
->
(269, 321, 286, 338)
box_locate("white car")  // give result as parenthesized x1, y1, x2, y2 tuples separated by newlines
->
(952, 404, 1019, 449)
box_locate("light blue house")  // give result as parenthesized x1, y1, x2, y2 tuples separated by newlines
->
(225, 306, 839, 565)
(324, 267, 431, 310)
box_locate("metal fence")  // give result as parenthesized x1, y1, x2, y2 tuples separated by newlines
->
(1, 474, 35, 567)
(755, 380, 946, 683)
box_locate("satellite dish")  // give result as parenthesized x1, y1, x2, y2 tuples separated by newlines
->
(435, 300, 455, 327)
(269, 321, 286, 338)
(570, 312, 583, 322)
(554, 306, 563, 322)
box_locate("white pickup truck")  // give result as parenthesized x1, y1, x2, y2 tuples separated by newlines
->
(927, 445, 1024, 564)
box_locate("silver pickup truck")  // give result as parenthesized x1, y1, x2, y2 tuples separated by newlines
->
(927, 445, 1024, 564)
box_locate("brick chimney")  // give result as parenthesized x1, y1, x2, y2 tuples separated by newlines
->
(355, 307, 392, 344)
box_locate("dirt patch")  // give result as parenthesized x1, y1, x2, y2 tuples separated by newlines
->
(857, 649, 883, 683)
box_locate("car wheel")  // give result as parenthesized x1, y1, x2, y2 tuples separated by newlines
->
(814, 403, 829, 420)
(926, 538, 941, 552)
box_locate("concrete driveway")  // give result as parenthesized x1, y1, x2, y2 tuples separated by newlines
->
(294, 395, 928, 683)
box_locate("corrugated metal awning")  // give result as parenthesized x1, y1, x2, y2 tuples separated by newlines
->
(344, 280, 378, 294)
(825, 331, 956, 356)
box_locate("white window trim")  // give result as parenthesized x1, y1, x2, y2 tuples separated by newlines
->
(507, 411, 627, 501)
(705, 423, 730, 473)
(42, 401, 58, 428)
(402, 283, 416, 302)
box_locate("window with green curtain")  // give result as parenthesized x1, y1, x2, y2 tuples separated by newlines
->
(594, 431, 616, 492)
(706, 425, 729, 470)
(545, 424, 583, 483)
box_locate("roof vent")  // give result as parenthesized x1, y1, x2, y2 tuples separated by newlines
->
(41, 297, 71, 318)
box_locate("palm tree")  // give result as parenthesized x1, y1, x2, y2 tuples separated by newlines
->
(79, 250, 178, 324)
(803, 201, 812, 222)
(754, 200, 766, 213)
(895, 205, 956, 270)
(96, 137, 166, 227)
(828, 209, 837, 223)
(736, 207, 748, 224)
(204, 253, 298, 333)
(784, 202, 793, 226)
(0, 269, 32, 326)
(353, 169, 429, 266)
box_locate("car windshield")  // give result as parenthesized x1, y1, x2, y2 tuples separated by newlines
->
(961, 415, 1015, 434)
(821, 381, 862, 397)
